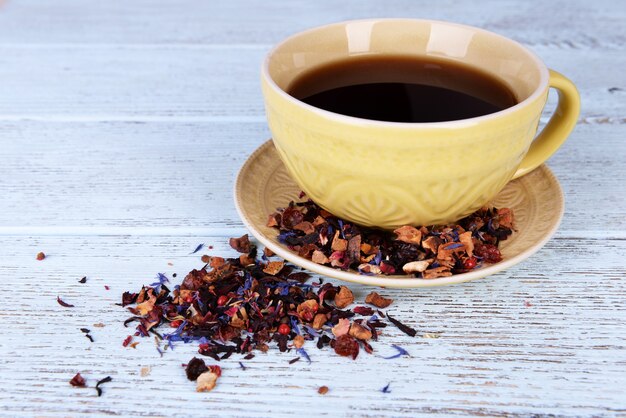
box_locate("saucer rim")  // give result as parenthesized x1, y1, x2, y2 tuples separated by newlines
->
(234, 140, 564, 289)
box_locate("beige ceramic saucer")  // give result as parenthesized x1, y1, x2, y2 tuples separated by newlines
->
(234, 140, 564, 288)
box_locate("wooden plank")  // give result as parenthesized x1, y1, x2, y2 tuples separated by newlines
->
(0, 122, 623, 233)
(0, 234, 624, 416)
(0, 0, 623, 49)
(0, 45, 622, 121)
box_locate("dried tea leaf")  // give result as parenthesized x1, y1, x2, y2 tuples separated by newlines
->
(387, 313, 417, 337)
(95, 376, 112, 397)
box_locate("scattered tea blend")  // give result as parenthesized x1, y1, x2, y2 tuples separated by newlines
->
(267, 199, 515, 278)
(121, 235, 419, 378)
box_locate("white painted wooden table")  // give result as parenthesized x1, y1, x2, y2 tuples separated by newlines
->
(0, 1, 624, 416)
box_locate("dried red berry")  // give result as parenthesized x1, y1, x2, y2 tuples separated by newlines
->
(170, 320, 182, 328)
(185, 357, 208, 381)
(278, 324, 291, 335)
(463, 257, 477, 269)
(36, 252, 46, 260)
(334, 335, 359, 359)
(217, 295, 228, 306)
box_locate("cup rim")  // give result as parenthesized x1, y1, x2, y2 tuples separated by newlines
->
(261, 18, 550, 128)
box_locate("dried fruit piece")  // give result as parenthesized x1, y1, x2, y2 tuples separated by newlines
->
(349, 323, 372, 341)
(293, 335, 305, 349)
(365, 292, 393, 308)
(458, 231, 474, 257)
(393, 226, 422, 244)
(423, 267, 453, 279)
(312, 250, 330, 265)
(263, 261, 285, 275)
(36, 252, 46, 260)
(312, 313, 327, 329)
(196, 370, 219, 392)
(332, 318, 351, 337)
(334, 286, 354, 309)
(297, 299, 319, 322)
(229, 234, 251, 253)
(402, 260, 431, 273)
(69, 373, 86, 387)
(331, 231, 348, 251)
(318, 385, 329, 395)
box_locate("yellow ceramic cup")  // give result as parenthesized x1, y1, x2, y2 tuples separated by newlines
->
(261, 19, 580, 229)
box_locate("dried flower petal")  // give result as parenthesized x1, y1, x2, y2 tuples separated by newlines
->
(353, 306, 375, 316)
(189, 244, 204, 254)
(57, 296, 75, 308)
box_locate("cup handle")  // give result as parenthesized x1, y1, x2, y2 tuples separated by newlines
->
(512, 70, 581, 179)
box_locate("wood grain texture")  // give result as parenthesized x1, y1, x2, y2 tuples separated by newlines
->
(0, 0, 623, 49)
(0, 45, 622, 121)
(0, 0, 624, 416)
(0, 123, 623, 234)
